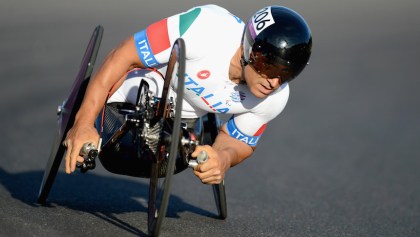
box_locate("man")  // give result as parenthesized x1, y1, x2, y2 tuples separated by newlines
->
(63, 5, 312, 184)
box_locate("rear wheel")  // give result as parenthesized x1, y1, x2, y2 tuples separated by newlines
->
(147, 38, 186, 237)
(204, 113, 228, 219)
(213, 182, 227, 219)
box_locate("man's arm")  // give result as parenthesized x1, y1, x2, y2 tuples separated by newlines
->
(76, 36, 143, 125)
(192, 124, 254, 184)
(64, 36, 144, 174)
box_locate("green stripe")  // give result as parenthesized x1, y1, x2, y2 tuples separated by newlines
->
(179, 8, 201, 36)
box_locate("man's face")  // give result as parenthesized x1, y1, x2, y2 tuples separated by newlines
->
(243, 64, 289, 98)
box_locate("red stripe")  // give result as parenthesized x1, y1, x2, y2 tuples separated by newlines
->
(147, 18, 171, 55)
(254, 124, 267, 136)
(201, 97, 210, 105)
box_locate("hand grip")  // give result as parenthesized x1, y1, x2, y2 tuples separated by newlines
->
(188, 150, 208, 169)
(76, 142, 98, 172)
(196, 150, 208, 163)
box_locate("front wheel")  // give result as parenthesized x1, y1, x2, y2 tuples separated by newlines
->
(147, 38, 186, 237)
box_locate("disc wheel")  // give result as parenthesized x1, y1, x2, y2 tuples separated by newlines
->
(37, 25, 103, 204)
(147, 38, 186, 237)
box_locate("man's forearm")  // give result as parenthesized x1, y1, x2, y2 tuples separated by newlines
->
(212, 127, 254, 167)
(74, 36, 143, 126)
(74, 79, 109, 126)
(192, 127, 254, 184)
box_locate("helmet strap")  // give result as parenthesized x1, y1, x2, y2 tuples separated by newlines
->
(240, 57, 247, 85)
(240, 56, 248, 67)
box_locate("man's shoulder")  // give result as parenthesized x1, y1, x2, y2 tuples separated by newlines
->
(178, 4, 243, 57)
(192, 4, 231, 14)
(187, 5, 242, 24)
(252, 84, 290, 119)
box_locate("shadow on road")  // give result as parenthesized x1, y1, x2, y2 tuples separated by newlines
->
(0, 167, 218, 236)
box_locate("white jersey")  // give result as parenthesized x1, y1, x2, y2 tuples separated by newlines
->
(108, 5, 289, 146)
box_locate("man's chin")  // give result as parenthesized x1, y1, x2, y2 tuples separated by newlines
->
(251, 89, 269, 98)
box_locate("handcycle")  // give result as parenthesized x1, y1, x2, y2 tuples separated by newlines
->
(37, 25, 227, 237)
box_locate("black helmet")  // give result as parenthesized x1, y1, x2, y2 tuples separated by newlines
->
(242, 6, 312, 83)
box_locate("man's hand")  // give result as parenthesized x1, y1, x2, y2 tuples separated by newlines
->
(191, 145, 231, 184)
(61, 35, 143, 174)
(191, 125, 254, 184)
(63, 123, 99, 174)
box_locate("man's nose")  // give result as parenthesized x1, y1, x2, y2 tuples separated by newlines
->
(267, 77, 281, 88)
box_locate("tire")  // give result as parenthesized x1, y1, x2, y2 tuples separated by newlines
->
(37, 25, 103, 204)
(204, 113, 228, 219)
(212, 182, 227, 219)
(148, 38, 186, 237)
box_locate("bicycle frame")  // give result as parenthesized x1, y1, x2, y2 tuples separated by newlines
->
(37, 27, 227, 237)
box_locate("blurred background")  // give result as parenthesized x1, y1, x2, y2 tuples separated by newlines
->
(1, 0, 419, 236)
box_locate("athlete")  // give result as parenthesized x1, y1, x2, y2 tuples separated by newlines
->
(63, 5, 312, 184)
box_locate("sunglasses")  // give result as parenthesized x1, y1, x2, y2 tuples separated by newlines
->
(248, 51, 293, 84)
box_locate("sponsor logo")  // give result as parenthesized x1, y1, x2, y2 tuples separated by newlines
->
(251, 7, 275, 36)
(197, 70, 211, 79)
(230, 91, 246, 102)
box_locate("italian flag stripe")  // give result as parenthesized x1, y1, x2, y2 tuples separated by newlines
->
(179, 8, 201, 36)
(147, 18, 171, 55)
(254, 124, 267, 136)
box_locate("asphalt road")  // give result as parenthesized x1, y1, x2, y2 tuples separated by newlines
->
(1, 0, 419, 236)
